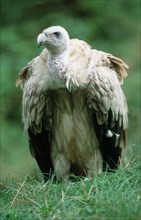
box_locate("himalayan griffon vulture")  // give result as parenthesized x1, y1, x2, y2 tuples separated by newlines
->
(16, 26, 128, 181)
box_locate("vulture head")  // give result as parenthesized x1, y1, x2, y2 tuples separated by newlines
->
(37, 26, 70, 56)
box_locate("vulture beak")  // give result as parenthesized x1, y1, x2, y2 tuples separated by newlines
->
(37, 33, 47, 48)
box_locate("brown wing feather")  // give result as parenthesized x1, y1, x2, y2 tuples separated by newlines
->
(108, 54, 129, 84)
(16, 59, 35, 89)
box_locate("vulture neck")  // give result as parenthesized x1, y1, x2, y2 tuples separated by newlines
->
(42, 48, 70, 89)
(47, 48, 69, 68)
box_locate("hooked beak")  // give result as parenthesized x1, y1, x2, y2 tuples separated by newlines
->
(37, 33, 47, 48)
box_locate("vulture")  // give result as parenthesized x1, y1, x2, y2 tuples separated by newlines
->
(16, 26, 128, 181)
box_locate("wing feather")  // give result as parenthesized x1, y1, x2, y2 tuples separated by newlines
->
(88, 67, 128, 129)
(108, 54, 129, 84)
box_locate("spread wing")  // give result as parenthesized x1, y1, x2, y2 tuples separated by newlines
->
(87, 61, 128, 171)
(17, 49, 53, 181)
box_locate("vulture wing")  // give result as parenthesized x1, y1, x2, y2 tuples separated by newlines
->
(17, 49, 53, 181)
(87, 57, 128, 171)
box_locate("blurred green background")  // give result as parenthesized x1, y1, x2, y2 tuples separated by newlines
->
(0, 0, 140, 182)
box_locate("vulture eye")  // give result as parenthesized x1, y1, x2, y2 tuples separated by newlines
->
(44, 33, 48, 37)
(53, 32, 60, 38)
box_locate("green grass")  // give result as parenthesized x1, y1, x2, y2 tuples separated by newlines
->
(0, 161, 141, 220)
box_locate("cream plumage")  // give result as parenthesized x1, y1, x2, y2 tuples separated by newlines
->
(16, 26, 128, 181)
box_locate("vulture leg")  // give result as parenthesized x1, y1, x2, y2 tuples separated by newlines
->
(52, 153, 71, 181)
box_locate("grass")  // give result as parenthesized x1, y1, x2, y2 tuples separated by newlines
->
(0, 161, 141, 220)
